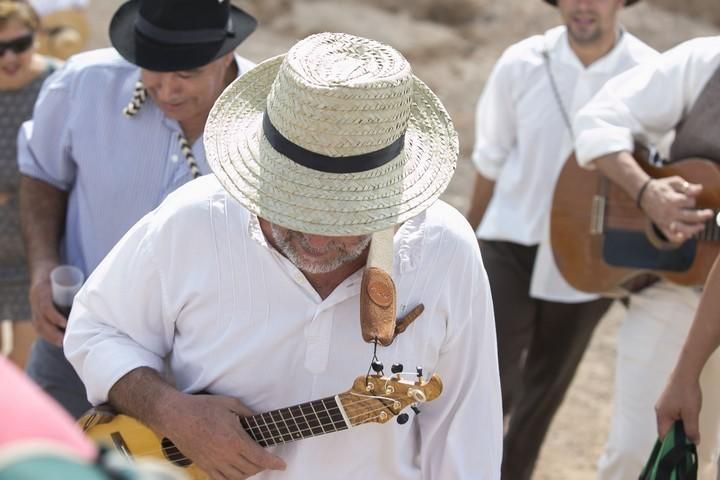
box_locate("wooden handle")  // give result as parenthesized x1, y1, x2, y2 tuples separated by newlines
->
(360, 267, 396, 346)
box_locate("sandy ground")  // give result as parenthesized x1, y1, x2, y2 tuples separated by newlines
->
(81, 2, 718, 478)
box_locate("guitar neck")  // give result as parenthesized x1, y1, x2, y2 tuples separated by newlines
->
(696, 211, 720, 241)
(239, 396, 349, 447)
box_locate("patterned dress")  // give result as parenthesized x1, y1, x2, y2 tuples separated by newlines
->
(0, 60, 55, 320)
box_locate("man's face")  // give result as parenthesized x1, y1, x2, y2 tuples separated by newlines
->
(557, 0, 624, 45)
(269, 223, 372, 274)
(140, 52, 233, 124)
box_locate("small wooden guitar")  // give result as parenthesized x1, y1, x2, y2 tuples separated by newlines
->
(79, 373, 443, 480)
(550, 148, 720, 294)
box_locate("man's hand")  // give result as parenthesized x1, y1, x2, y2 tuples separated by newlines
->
(28, 265, 67, 346)
(639, 176, 713, 243)
(655, 372, 702, 444)
(163, 394, 286, 479)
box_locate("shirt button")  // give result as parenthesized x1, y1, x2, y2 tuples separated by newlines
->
(171, 154, 179, 162)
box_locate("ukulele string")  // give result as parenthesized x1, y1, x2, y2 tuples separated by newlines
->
(115, 395, 404, 460)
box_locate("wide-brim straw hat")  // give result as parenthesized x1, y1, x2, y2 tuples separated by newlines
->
(205, 32, 458, 236)
(544, 0, 639, 5)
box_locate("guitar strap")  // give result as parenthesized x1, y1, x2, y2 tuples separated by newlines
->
(359, 229, 425, 346)
(541, 47, 574, 141)
(670, 63, 720, 163)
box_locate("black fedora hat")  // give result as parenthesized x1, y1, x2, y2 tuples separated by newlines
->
(544, 0, 639, 5)
(110, 0, 257, 72)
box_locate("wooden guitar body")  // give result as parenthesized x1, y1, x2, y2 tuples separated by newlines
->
(551, 152, 720, 294)
(80, 406, 206, 479)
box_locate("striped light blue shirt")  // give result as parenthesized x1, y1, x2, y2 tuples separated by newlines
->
(17, 48, 254, 277)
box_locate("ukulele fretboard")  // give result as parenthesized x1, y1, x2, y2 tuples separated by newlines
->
(239, 396, 348, 447)
(696, 211, 720, 241)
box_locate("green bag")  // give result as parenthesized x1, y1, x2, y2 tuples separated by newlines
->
(639, 420, 698, 480)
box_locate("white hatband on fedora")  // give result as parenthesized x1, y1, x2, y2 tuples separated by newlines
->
(204, 32, 458, 236)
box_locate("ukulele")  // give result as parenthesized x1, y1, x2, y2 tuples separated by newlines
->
(550, 147, 720, 294)
(79, 372, 443, 480)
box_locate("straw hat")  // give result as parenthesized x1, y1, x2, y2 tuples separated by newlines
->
(205, 32, 458, 236)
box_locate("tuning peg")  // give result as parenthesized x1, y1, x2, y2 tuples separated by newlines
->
(416, 366, 423, 379)
(371, 360, 384, 373)
(396, 413, 410, 425)
(391, 363, 403, 374)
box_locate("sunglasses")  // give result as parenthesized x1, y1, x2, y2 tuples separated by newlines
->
(0, 33, 34, 56)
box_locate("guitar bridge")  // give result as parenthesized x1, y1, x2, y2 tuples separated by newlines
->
(590, 195, 605, 235)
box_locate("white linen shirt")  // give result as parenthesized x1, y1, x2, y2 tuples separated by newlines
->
(575, 36, 720, 166)
(64, 176, 503, 480)
(472, 26, 657, 301)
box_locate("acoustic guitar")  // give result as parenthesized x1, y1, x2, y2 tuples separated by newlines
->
(550, 148, 720, 294)
(79, 372, 443, 480)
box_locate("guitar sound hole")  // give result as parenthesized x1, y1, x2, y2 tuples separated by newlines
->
(161, 437, 193, 467)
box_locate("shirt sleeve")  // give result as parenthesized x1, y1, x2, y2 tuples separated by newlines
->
(418, 227, 503, 479)
(64, 212, 173, 406)
(17, 66, 77, 190)
(574, 38, 718, 166)
(471, 48, 518, 180)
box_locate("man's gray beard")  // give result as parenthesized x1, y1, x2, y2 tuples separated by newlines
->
(271, 225, 371, 274)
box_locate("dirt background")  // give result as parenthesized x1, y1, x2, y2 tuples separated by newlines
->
(80, 1, 719, 478)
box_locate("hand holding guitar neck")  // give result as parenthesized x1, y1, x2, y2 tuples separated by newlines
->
(638, 175, 713, 244)
(146, 393, 286, 480)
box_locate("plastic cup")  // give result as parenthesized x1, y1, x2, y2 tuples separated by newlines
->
(50, 265, 84, 317)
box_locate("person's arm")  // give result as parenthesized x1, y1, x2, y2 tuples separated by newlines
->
(16, 66, 77, 345)
(466, 46, 518, 229)
(418, 220, 503, 479)
(19, 175, 68, 345)
(575, 40, 717, 243)
(65, 206, 285, 478)
(466, 173, 495, 231)
(656, 255, 720, 443)
(593, 150, 712, 243)
(109, 367, 285, 478)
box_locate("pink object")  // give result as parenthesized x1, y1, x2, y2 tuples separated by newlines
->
(0, 356, 96, 460)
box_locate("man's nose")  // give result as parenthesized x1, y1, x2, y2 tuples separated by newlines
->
(151, 74, 181, 100)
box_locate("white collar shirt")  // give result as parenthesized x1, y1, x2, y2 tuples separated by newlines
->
(471, 26, 657, 301)
(575, 36, 720, 166)
(17, 48, 255, 278)
(64, 176, 503, 479)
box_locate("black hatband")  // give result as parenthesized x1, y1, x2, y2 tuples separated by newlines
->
(135, 16, 232, 45)
(262, 113, 403, 174)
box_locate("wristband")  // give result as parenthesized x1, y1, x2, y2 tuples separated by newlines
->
(635, 178, 653, 210)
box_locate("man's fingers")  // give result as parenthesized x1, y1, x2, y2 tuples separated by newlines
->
(37, 321, 64, 346)
(656, 413, 675, 439)
(679, 208, 714, 223)
(667, 177, 702, 195)
(682, 413, 701, 445)
(236, 434, 286, 471)
(45, 307, 68, 330)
